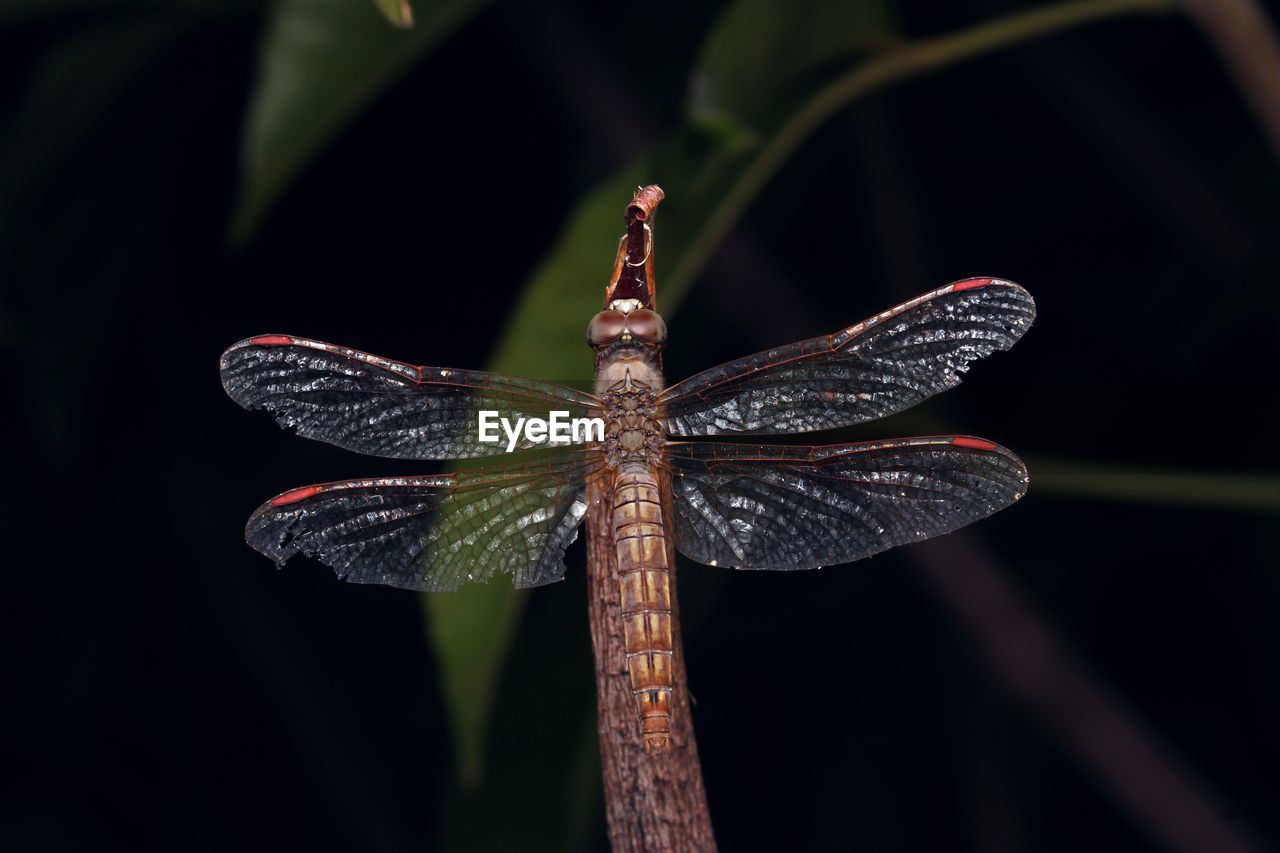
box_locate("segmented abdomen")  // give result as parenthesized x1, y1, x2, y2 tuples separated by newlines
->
(612, 465, 674, 752)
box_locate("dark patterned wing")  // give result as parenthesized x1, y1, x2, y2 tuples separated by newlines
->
(245, 448, 604, 591)
(660, 278, 1034, 436)
(221, 335, 601, 460)
(666, 437, 1027, 570)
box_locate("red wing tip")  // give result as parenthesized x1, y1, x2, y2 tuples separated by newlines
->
(951, 436, 999, 451)
(951, 276, 1027, 293)
(951, 277, 995, 291)
(248, 335, 296, 346)
(271, 485, 323, 506)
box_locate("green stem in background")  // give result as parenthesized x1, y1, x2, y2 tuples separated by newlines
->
(1028, 456, 1280, 512)
(1182, 0, 1280, 162)
(372, 0, 415, 28)
(665, 0, 1177, 310)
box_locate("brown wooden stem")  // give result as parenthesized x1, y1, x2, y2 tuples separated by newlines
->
(605, 185, 662, 309)
(585, 477, 716, 852)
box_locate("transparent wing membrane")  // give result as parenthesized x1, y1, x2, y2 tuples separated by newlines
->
(660, 278, 1034, 436)
(665, 437, 1028, 571)
(221, 335, 601, 460)
(245, 449, 605, 591)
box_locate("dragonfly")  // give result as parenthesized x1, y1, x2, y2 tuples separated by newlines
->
(220, 185, 1035, 753)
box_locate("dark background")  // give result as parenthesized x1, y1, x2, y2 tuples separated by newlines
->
(4, 1, 1278, 851)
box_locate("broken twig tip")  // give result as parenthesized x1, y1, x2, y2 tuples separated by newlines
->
(627, 184, 665, 223)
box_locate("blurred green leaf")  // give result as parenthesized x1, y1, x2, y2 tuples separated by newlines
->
(689, 0, 895, 135)
(425, 583, 520, 789)
(487, 180, 646, 376)
(1029, 456, 1280, 511)
(372, 0, 415, 28)
(423, 170, 650, 788)
(231, 0, 489, 243)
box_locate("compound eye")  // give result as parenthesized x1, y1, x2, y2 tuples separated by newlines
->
(625, 309, 667, 344)
(587, 310, 627, 347)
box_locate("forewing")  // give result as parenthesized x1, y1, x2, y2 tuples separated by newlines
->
(221, 335, 600, 459)
(660, 278, 1034, 436)
(666, 437, 1027, 570)
(245, 449, 604, 591)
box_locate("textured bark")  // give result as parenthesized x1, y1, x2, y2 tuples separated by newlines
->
(585, 475, 716, 852)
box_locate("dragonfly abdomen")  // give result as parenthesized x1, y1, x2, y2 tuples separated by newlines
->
(613, 465, 674, 753)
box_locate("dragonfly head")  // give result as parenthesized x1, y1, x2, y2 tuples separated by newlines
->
(587, 302, 667, 350)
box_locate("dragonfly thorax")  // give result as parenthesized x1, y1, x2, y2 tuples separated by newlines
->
(599, 371, 664, 467)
